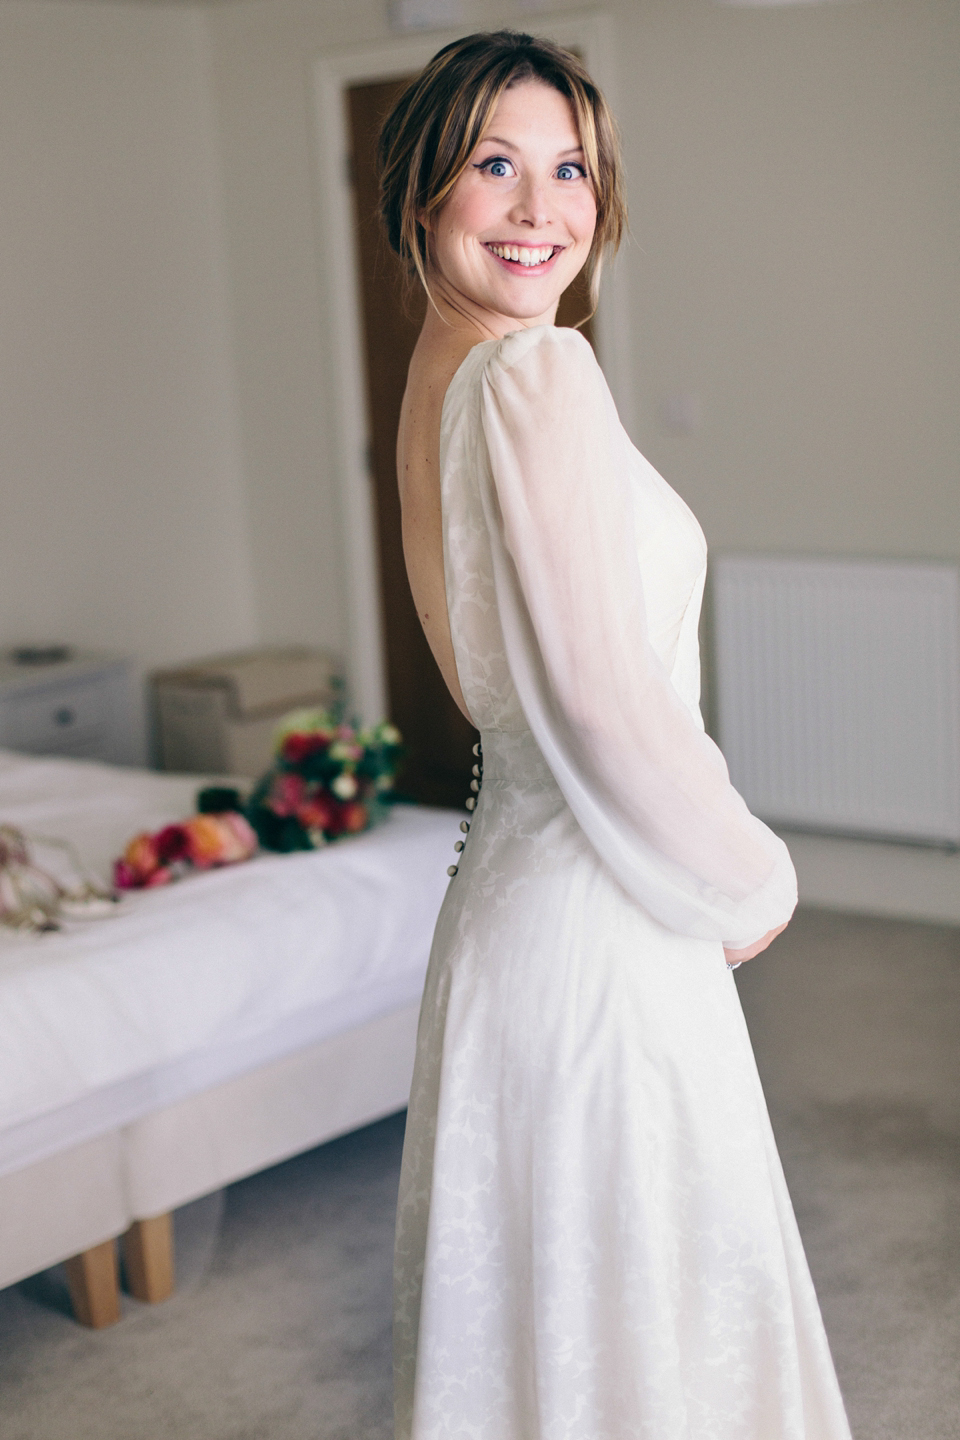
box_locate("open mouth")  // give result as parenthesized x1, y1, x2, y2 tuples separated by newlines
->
(483, 242, 563, 271)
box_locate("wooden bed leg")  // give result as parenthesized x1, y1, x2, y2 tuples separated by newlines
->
(64, 1239, 121, 1328)
(122, 1213, 174, 1304)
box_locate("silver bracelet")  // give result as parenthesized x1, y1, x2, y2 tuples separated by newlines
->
(726, 960, 743, 970)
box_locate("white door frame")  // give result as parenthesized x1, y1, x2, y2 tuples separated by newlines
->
(312, 12, 631, 725)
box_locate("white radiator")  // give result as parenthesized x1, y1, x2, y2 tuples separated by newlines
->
(713, 555, 960, 847)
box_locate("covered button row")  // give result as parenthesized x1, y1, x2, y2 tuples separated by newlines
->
(448, 741, 482, 877)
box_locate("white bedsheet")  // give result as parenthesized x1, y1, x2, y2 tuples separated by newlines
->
(0, 751, 460, 1177)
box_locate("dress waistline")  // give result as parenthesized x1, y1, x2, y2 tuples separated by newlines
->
(478, 729, 557, 788)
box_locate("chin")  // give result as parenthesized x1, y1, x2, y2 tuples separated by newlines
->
(487, 287, 567, 324)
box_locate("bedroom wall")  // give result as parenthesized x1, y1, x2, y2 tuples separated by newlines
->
(623, 0, 959, 565)
(0, 0, 257, 757)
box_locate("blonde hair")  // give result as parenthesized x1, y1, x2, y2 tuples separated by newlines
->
(378, 30, 627, 314)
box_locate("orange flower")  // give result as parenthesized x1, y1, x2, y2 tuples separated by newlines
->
(183, 813, 257, 869)
(122, 832, 161, 884)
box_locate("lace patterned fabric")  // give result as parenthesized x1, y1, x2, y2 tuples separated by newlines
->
(394, 327, 851, 1440)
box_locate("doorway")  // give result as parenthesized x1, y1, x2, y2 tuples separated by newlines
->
(346, 76, 594, 809)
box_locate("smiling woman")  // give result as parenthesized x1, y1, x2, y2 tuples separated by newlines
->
(425, 80, 598, 331)
(376, 29, 852, 1440)
(378, 29, 624, 319)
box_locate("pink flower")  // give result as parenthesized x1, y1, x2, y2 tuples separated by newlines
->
(113, 858, 137, 890)
(144, 866, 174, 888)
(217, 811, 258, 861)
(268, 773, 306, 817)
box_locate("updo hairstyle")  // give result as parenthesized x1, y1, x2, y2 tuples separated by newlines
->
(378, 29, 627, 313)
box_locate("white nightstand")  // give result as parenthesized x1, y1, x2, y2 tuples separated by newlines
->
(0, 651, 137, 765)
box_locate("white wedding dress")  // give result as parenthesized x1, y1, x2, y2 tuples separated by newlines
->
(394, 326, 852, 1440)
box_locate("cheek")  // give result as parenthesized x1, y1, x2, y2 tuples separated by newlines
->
(442, 177, 504, 240)
(569, 192, 599, 243)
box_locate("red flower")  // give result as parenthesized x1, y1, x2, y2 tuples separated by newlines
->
(297, 794, 338, 833)
(268, 773, 306, 817)
(281, 732, 329, 764)
(341, 801, 369, 834)
(154, 824, 190, 863)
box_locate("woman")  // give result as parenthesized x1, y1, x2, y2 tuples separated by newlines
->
(380, 30, 852, 1440)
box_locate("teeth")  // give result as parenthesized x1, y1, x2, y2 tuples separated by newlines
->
(488, 244, 555, 267)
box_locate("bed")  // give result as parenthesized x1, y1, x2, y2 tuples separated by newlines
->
(0, 749, 461, 1325)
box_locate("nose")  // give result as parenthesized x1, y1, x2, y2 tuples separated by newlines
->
(507, 174, 552, 230)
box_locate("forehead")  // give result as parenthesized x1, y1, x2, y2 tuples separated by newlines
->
(480, 79, 581, 147)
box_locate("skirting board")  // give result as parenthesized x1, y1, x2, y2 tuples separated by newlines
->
(777, 828, 960, 927)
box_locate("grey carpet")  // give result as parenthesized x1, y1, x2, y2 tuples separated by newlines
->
(0, 906, 957, 1439)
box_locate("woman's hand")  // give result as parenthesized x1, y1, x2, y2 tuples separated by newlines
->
(723, 921, 789, 967)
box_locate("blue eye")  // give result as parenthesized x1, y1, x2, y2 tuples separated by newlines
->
(556, 163, 585, 181)
(474, 156, 514, 178)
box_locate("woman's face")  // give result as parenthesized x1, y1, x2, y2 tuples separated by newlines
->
(428, 80, 598, 337)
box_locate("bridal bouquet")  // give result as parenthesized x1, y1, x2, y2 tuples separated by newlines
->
(112, 711, 403, 888)
(245, 710, 402, 853)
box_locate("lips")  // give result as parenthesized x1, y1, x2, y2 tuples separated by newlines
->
(484, 242, 561, 269)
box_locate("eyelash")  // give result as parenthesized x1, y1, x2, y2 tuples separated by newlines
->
(473, 157, 587, 181)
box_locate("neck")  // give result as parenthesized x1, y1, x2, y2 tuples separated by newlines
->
(422, 271, 557, 343)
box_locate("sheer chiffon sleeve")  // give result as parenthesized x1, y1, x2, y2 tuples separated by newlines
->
(477, 327, 796, 948)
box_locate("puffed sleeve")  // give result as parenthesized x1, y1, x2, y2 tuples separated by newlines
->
(478, 327, 796, 948)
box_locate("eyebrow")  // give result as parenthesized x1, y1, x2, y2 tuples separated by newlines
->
(480, 135, 584, 156)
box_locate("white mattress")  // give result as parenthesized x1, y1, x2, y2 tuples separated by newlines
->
(0, 751, 460, 1178)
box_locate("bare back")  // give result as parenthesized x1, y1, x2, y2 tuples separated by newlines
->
(396, 315, 482, 725)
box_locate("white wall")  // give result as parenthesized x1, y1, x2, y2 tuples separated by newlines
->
(0, 1, 257, 755)
(623, 0, 960, 565)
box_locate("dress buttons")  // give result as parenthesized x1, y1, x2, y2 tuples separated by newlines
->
(448, 741, 482, 877)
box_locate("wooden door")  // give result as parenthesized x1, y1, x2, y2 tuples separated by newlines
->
(346, 77, 594, 808)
